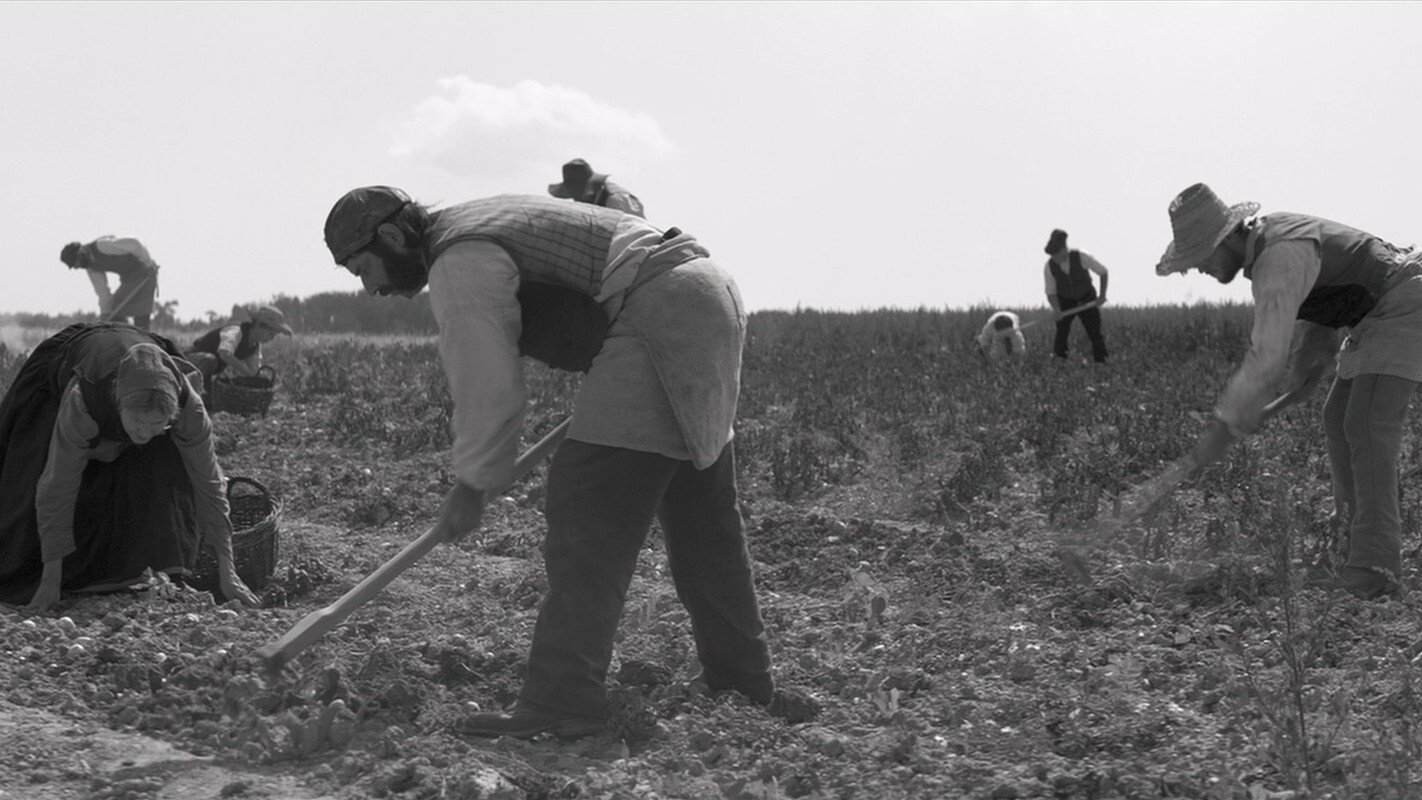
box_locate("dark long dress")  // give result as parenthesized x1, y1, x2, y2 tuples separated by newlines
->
(0, 323, 203, 605)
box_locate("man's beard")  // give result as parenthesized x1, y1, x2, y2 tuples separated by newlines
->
(368, 239, 430, 294)
(1213, 262, 1244, 284)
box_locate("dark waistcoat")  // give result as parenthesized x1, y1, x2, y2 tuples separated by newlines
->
(1245, 212, 1405, 328)
(1048, 250, 1097, 302)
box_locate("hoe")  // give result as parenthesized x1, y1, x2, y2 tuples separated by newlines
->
(255, 417, 571, 677)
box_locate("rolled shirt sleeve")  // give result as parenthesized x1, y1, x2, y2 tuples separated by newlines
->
(216, 325, 243, 359)
(1214, 239, 1321, 434)
(86, 270, 114, 314)
(216, 325, 260, 374)
(1077, 251, 1108, 278)
(427, 239, 527, 492)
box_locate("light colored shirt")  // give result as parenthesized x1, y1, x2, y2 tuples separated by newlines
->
(975, 311, 1027, 359)
(85, 236, 158, 313)
(1214, 231, 1337, 435)
(1043, 250, 1108, 298)
(216, 324, 262, 376)
(598, 180, 645, 219)
(427, 215, 665, 491)
(92, 236, 157, 267)
(35, 377, 229, 563)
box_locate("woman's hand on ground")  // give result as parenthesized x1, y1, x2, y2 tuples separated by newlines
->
(219, 568, 262, 608)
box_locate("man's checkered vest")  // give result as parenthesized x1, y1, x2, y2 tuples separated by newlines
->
(424, 195, 621, 296)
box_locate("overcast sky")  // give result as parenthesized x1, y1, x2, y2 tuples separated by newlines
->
(3, 1, 1420, 321)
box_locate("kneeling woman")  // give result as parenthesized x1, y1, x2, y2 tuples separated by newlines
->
(0, 323, 260, 612)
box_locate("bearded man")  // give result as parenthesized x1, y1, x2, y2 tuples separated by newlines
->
(322, 186, 775, 738)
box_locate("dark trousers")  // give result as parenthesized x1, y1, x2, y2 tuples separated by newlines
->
(1323, 374, 1417, 575)
(1053, 304, 1108, 362)
(521, 439, 773, 717)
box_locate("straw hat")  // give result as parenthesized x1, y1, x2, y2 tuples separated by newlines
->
(248, 305, 294, 336)
(1155, 183, 1259, 276)
(548, 159, 606, 200)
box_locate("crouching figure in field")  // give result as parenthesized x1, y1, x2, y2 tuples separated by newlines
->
(322, 186, 775, 739)
(0, 323, 260, 612)
(975, 310, 1028, 361)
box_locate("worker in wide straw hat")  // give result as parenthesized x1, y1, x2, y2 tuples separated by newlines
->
(1157, 182, 1422, 600)
(0, 324, 260, 612)
(184, 304, 294, 390)
(547, 158, 646, 219)
(322, 184, 775, 739)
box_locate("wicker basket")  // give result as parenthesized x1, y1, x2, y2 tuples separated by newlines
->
(189, 476, 282, 597)
(210, 365, 277, 416)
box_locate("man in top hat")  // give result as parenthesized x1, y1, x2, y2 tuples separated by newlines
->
(548, 158, 645, 218)
(60, 236, 162, 330)
(321, 185, 776, 739)
(1157, 182, 1422, 600)
(1043, 228, 1110, 363)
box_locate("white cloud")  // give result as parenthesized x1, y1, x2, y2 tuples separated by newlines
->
(391, 78, 677, 181)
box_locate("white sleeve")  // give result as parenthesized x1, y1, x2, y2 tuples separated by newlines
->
(86, 271, 113, 313)
(1078, 251, 1109, 277)
(427, 240, 527, 491)
(216, 325, 243, 358)
(1214, 239, 1321, 434)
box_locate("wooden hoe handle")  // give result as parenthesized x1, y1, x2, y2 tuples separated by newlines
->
(254, 417, 572, 674)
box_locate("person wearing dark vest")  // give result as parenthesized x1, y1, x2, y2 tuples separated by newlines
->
(547, 158, 646, 219)
(1157, 183, 1422, 600)
(184, 304, 294, 388)
(0, 323, 260, 612)
(1043, 228, 1109, 363)
(60, 237, 162, 330)
(322, 186, 775, 739)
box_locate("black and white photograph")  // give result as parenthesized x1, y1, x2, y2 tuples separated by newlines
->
(2, 2, 1422, 798)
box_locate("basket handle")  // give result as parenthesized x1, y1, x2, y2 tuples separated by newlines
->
(227, 475, 272, 502)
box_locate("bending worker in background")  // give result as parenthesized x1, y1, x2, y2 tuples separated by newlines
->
(975, 310, 1027, 360)
(184, 305, 294, 390)
(547, 158, 646, 219)
(60, 237, 161, 330)
(1157, 182, 1422, 601)
(322, 186, 774, 739)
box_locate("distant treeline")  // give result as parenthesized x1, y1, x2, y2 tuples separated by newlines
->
(3, 293, 1253, 340)
(1, 291, 437, 336)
